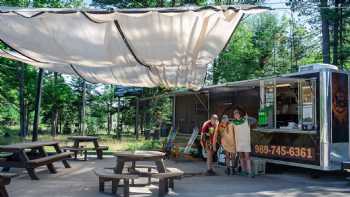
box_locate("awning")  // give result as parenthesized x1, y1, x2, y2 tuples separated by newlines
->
(0, 5, 268, 89)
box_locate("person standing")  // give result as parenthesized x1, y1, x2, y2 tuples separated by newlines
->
(213, 115, 236, 175)
(232, 108, 253, 177)
(200, 114, 219, 176)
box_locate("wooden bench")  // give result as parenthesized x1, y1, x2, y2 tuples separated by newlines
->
(95, 146, 109, 159)
(0, 173, 17, 197)
(151, 168, 184, 197)
(94, 168, 138, 197)
(0, 153, 13, 173)
(27, 152, 72, 167)
(26, 152, 72, 178)
(127, 165, 157, 185)
(62, 146, 88, 161)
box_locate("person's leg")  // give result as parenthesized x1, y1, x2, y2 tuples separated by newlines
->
(244, 152, 253, 176)
(207, 149, 213, 171)
(229, 152, 236, 174)
(225, 151, 231, 175)
(239, 152, 246, 173)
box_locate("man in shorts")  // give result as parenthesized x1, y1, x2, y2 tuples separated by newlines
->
(200, 114, 219, 175)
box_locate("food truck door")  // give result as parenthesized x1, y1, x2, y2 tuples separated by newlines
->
(330, 72, 350, 169)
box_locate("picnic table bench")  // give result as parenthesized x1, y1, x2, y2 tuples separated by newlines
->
(62, 146, 88, 161)
(151, 167, 184, 197)
(67, 136, 109, 160)
(0, 141, 72, 180)
(94, 168, 139, 197)
(0, 173, 17, 197)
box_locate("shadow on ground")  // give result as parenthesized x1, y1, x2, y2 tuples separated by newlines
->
(5, 157, 350, 197)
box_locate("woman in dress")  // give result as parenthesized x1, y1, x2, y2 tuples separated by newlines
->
(232, 108, 253, 177)
(213, 115, 236, 175)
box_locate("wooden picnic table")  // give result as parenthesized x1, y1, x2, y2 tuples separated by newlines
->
(67, 136, 108, 159)
(113, 151, 166, 186)
(0, 141, 72, 180)
(0, 173, 17, 197)
(114, 151, 166, 173)
(112, 151, 171, 195)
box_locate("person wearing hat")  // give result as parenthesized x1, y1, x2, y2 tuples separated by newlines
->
(213, 114, 236, 175)
(200, 114, 219, 176)
(232, 108, 253, 177)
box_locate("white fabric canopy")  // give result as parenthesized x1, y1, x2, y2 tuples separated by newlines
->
(0, 5, 268, 89)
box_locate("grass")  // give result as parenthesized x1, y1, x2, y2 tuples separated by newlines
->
(0, 133, 164, 153)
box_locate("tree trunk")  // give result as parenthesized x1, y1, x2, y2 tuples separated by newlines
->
(18, 63, 27, 138)
(135, 97, 139, 140)
(171, 0, 175, 7)
(339, 1, 344, 68)
(333, 0, 340, 66)
(320, 0, 330, 64)
(25, 105, 30, 136)
(32, 68, 43, 141)
(140, 110, 144, 134)
(59, 111, 63, 134)
(157, 0, 164, 7)
(107, 85, 113, 135)
(80, 80, 86, 136)
(51, 73, 58, 137)
(51, 110, 58, 137)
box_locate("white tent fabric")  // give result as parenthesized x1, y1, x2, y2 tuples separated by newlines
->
(0, 6, 268, 89)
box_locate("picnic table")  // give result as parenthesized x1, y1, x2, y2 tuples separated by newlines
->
(0, 141, 72, 180)
(67, 136, 108, 159)
(0, 173, 17, 197)
(95, 151, 183, 197)
(114, 151, 166, 174)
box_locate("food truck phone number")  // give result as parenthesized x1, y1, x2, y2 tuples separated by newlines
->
(254, 145, 315, 160)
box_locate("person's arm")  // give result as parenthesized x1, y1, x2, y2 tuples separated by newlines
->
(200, 121, 208, 148)
(229, 123, 236, 152)
(213, 124, 219, 151)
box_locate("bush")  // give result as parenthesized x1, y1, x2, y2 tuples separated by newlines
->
(126, 140, 161, 151)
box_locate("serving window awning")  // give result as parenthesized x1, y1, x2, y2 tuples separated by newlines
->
(0, 5, 268, 89)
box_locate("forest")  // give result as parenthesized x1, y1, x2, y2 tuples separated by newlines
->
(0, 0, 349, 141)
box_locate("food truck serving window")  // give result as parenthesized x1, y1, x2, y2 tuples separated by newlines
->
(260, 78, 317, 130)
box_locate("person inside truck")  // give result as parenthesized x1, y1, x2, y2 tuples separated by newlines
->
(232, 108, 254, 177)
(200, 114, 219, 176)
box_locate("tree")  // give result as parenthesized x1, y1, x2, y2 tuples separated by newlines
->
(32, 68, 43, 141)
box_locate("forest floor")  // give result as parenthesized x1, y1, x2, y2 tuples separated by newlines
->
(6, 156, 350, 197)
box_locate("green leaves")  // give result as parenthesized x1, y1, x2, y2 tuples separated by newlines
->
(213, 12, 323, 84)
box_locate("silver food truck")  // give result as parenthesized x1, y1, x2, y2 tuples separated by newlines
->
(173, 64, 350, 171)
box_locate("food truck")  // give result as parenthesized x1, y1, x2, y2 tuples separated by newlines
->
(173, 64, 350, 171)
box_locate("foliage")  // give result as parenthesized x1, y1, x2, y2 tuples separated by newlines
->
(0, 0, 349, 141)
(126, 139, 162, 151)
(213, 12, 322, 83)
